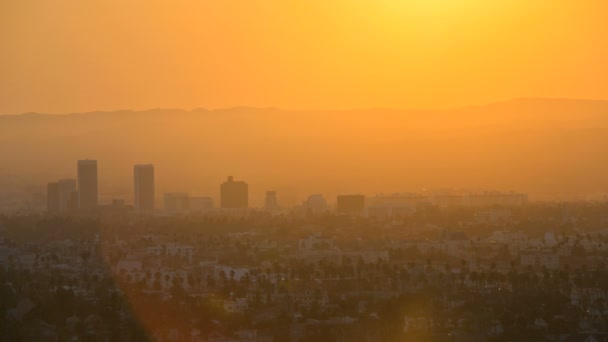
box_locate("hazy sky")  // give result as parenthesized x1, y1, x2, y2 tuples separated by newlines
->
(2, 0, 608, 114)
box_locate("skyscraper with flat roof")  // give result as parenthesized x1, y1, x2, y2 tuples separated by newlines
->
(77, 160, 98, 211)
(220, 176, 248, 209)
(58, 178, 77, 212)
(134, 164, 155, 213)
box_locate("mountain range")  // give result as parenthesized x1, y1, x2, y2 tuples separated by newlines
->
(1, 98, 607, 203)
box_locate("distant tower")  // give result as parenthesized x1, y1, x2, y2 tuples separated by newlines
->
(77, 160, 98, 211)
(220, 176, 248, 209)
(47, 182, 60, 214)
(265, 191, 279, 212)
(134, 164, 155, 213)
(58, 178, 77, 212)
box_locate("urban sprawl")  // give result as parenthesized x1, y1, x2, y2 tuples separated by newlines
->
(1, 160, 607, 341)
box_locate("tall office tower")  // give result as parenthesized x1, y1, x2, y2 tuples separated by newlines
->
(77, 160, 98, 211)
(47, 182, 60, 213)
(220, 176, 248, 209)
(134, 164, 155, 213)
(58, 179, 77, 212)
(265, 191, 279, 212)
(336, 194, 365, 215)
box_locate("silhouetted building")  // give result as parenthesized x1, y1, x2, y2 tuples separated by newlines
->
(68, 191, 79, 211)
(265, 191, 279, 212)
(220, 176, 248, 209)
(47, 179, 77, 214)
(337, 194, 365, 215)
(164, 193, 189, 213)
(58, 178, 77, 212)
(77, 160, 98, 211)
(134, 164, 155, 213)
(303, 194, 329, 216)
(47, 182, 60, 213)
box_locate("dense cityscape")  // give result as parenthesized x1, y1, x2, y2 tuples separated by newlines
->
(5, 0, 608, 340)
(1, 160, 608, 341)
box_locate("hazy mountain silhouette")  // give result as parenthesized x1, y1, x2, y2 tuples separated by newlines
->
(2, 98, 608, 203)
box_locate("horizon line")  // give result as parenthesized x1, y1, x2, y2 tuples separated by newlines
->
(2, 96, 608, 117)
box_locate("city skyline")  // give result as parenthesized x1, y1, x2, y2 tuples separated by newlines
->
(3, 1, 608, 340)
(42, 158, 530, 215)
(2, 98, 608, 206)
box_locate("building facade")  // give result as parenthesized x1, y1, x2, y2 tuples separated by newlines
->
(58, 178, 77, 212)
(336, 194, 365, 215)
(164, 193, 189, 213)
(77, 160, 98, 211)
(220, 176, 248, 209)
(134, 164, 155, 213)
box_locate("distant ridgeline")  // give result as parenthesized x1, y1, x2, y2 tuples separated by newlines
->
(1, 98, 608, 202)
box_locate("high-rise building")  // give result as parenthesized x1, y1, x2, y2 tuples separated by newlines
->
(220, 176, 248, 209)
(336, 194, 365, 215)
(47, 182, 60, 213)
(265, 191, 279, 212)
(134, 164, 155, 213)
(303, 194, 330, 216)
(58, 178, 77, 212)
(77, 160, 98, 211)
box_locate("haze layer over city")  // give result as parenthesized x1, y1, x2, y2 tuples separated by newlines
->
(2, 1, 608, 341)
(2, 98, 608, 208)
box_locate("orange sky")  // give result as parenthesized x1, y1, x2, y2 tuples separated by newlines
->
(1, 0, 608, 114)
